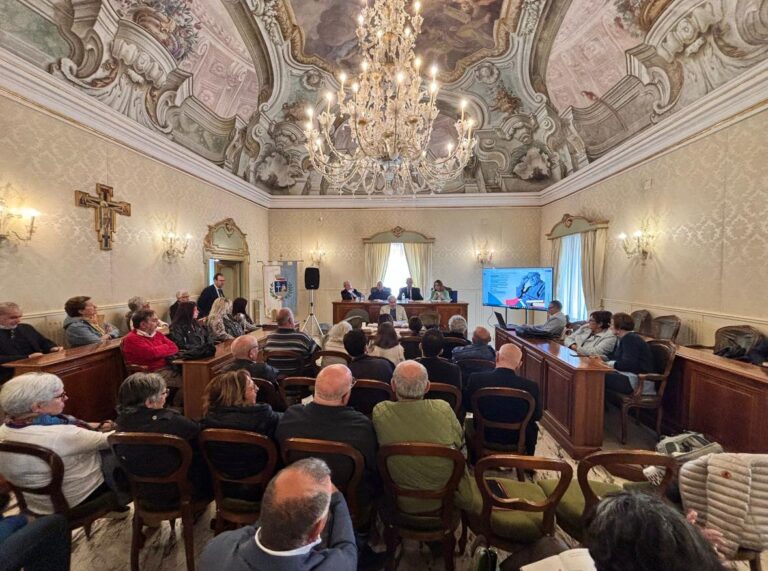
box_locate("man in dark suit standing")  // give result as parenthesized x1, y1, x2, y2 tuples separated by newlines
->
(398, 277, 423, 301)
(197, 273, 225, 318)
(464, 343, 541, 456)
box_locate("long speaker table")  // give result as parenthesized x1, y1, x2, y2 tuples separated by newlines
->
(333, 301, 468, 327)
(495, 328, 612, 459)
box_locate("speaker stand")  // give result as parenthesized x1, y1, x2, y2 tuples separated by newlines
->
(301, 289, 322, 338)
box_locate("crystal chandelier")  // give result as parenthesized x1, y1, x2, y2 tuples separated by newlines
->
(304, 0, 476, 197)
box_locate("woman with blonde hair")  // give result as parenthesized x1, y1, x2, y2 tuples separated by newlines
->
(207, 298, 243, 342)
(201, 370, 280, 436)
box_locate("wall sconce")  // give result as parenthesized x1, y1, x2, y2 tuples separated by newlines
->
(309, 247, 326, 266)
(618, 229, 654, 264)
(162, 231, 191, 260)
(475, 242, 494, 266)
(0, 197, 38, 245)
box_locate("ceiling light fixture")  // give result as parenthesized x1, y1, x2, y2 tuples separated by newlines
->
(304, 0, 475, 197)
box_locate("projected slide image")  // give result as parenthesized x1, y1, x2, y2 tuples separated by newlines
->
(483, 267, 553, 310)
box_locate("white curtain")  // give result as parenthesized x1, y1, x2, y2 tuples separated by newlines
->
(364, 243, 391, 290)
(581, 228, 607, 312)
(551, 237, 562, 295)
(556, 234, 587, 321)
(403, 242, 432, 292)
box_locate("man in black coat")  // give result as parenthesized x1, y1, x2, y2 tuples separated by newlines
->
(416, 329, 462, 391)
(464, 343, 541, 456)
(0, 302, 62, 383)
(343, 329, 394, 383)
(397, 277, 423, 301)
(340, 281, 364, 301)
(368, 281, 391, 301)
(197, 273, 226, 318)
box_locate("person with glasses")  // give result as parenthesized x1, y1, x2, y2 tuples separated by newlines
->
(168, 290, 191, 321)
(0, 372, 122, 515)
(0, 302, 62, 383)
(564, 310, 617, 357)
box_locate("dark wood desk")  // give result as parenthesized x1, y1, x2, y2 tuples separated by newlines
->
(495, 328, 612, 459)
(333, 301, 468, 326)
(3, 339, 125, 422)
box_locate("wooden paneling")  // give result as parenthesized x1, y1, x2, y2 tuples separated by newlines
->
(332, 301, 468, 326)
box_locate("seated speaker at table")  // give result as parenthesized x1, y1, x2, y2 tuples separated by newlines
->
(368, 281, 391, 301)
(379, 296, 407, 322)
(397, 277, 423, 301)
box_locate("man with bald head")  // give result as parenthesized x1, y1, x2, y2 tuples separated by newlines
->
(264, 308, 318, 376)
(464, 342, 541, 455)
(451, 325, 496, 385)
(199, 458, 357, 570)
(224, 334, 279, 385)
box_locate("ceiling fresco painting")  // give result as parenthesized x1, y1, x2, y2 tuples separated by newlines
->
(0, 0, 767, 198)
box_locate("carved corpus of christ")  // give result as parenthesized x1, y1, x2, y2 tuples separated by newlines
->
(75, 184, 132, 250)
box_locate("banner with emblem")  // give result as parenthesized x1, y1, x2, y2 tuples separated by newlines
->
(263, 261, 298, 321)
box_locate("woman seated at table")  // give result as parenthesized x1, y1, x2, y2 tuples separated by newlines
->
(564, 310, 616, 357)
(429, 279, 451, 302)
(168, 301, 214, 357)
(369, 321, 405, 365)
(63, 296, 121, 347)
(207, 298, 243, 342)
(232, 298, 258, 333)
(321, 321, 352, 368)
(0, 373, 121, 515)
(599, 312, 655, 395)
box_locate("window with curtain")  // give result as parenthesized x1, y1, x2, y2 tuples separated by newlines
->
(556, 234, 587, 321)
(382, 243, 410, 291)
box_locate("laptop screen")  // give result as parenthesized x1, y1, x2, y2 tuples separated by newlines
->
(494, 311, 508, 330)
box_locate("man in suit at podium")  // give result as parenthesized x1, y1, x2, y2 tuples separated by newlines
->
(398, 277, 423, 301)
(369, 281, 391, 301)
(197, 273, 225, 318)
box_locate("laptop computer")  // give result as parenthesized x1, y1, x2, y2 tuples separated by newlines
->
(494, 311, 516, 331)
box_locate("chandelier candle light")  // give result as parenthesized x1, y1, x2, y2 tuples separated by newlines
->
(304, 0, 476, 196)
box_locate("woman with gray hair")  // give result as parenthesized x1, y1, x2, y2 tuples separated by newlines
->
(125, 296, 168, 331)
(446, 315, 468, 339)
(321, 321, 352, 368)
(0, 373, 119, 514)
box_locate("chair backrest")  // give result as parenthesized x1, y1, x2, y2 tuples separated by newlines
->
(471, 388, 535, 454)
(475, 454, 573, 537)
(457, 358, 496, 385)
(263, 350, 314, 377)
(441, 336, 469, 360)
(652, 315, 681, 343)
(348, 379, 395, 417)
(399, 336, 423, 360)
(714, 326, 765, 355)
(199, 429, 277, 506)
(0, 441, 68, 515)
(420, 311, 440, 329)
(278, 376, 316, 406)
(252, 377, 284, 411)
(345, 308, 371, 322)
(108, 432, 194, 509)
(377, 443, 465, 529)
(577, 450, 677, 515)
(315, 350, 352, 367)
(425, 382, 462, 416)
(646, 340, 677, 399)
(449, 290, 458, 303)
(281, 437, 364, 521)
(345, 316, 365, 330)
(631, 310, 653, 336)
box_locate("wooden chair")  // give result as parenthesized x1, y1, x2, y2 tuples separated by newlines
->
(0, 441, 119, 538)
(470, 388, 535, 476)
(420, 311, 441, 330)
(425, 382, 462, 417)
(199, 429, 278, 534)
(537, 450, 676, 543)
(456, 358, 495, 387)
(471, 455, 573, 555)
(315, 350, 352, 369)
(278, 376, 316, 407)
(377, 443, 468, 571)
(263, 350, 315, 379)
(630, 310, 653, 337)
(441, 337, 469, 360)
(652, 315, 681, 343)
(712, 325, 765, 355)
(344, 308, 371, 322)
(109, 433, 210, 571)
(282, 437, 366, 526)
(399, 336, 423, 360)
(348, 379, 395, 417)
(252, 377, 286, 412)
(605, 340, 676, 444)
(732, 548, 764, 571)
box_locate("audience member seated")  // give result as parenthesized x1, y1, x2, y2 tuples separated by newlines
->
(275, 364, 380, 514)
(601, 312, 654, 396)
(446, 315, 468, 340)
(0, 373, 119, 515)
(340, 281, 364, 301)
(584, 491, 726, 571)
(377, 313, 393, 325)
(0, 302, 62, 383)
(398, 277, 423, 301)
(168, 290, 190, 321)
(63, 296, 120, 347)
(199, 458, 357, 571)
(225, 335, 279, 385)
(429, 279, 451, 302)
(201, 370, 280, 438)
(407, 316, 423, 337)
(415, 330, 461, 391)
(369, 322, 405, 366)
(115, 373, 211, 502)
(368, 281, 391, 302)
(379, 295, 407, 322)
(464, 343, 541, 455)
(121, 309, 181, 390)
(0, 506, 71, 571)
(263, 309, 319, 377)
(564, 310, 616, 357)
(232, 297, 259, 333)
(344, 329, 394, 383)
(371, 361, 475, 513)
(322, 321, 352, 368)
(197, 273, 226, 319)
(168, 301, 215, 359)
(512, 300, 567, 338)
(452, 326, 496, 363)
(207, 298, 244, 342)
(125, 296, 148, 330)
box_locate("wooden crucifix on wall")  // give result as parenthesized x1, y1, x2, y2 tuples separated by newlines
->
(75, 184, 132, 250)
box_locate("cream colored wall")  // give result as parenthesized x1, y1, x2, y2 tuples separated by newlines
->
(541, 107, 768, 345)
(268, 207, 542, 332)
(0, 92, 270, 345)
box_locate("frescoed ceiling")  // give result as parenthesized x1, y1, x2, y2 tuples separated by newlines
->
(1, 0, 767, 198)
